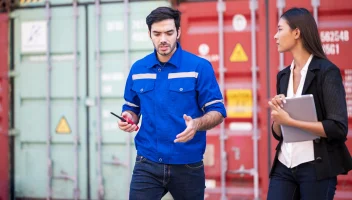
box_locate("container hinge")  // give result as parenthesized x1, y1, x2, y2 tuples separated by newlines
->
(228, 164, 256, 176)
(9, 129, 20, 136)
(216, 1, 226, 13)
(311, 0, 320, 7)
(222, 151, 228, 172)
(276, 0, 286, 9)
(85, 97, 96, 107)
(8, 70, 20, 78)
(252, 65, 259, 72)
(249, 0, 258, 11)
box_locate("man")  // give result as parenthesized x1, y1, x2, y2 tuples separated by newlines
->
(118, 7, 226, 200)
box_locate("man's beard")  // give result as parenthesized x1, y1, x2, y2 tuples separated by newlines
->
(156, 42, 176, 56)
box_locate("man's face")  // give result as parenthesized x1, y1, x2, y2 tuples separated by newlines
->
(149, 19, 180, 59)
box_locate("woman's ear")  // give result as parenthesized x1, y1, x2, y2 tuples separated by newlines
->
(294, 28, 301, 40)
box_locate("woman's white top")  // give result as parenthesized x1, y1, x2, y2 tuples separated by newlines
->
(278, 54, 315, 168)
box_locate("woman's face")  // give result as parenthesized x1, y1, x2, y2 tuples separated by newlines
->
(274, 18, 299, 53)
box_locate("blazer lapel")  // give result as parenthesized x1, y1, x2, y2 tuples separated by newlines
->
(302, 56, 320, 94)
(280, 71, 290, 96)
(302, 70, 315, 95)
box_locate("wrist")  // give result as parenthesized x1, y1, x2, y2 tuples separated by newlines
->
(193, 118, 200, 131)
(286, 117, 296, 126)
(273, 121, 278, 127)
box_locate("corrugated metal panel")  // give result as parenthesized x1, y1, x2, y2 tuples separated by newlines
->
(0, 12, 9, 200)
(11, 1, 173, 199)
(87, 1, 172, 199)
(179, 1, 268, 199)
(12, 5, 88, 199)
(180, 0, 352, 199)
(87, 1, 170, 199)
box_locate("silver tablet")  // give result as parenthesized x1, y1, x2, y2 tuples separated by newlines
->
(280, 94, 319, 143)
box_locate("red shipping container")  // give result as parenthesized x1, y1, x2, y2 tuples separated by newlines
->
(179, 1, 270, 199)
(0, 12, 9, 200)
(179, 0, 352, 199)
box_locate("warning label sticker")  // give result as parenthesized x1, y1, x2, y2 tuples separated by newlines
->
(230, 43, 248, 62)
(55, 116, 71, 134)
(226, 89, 252, 118)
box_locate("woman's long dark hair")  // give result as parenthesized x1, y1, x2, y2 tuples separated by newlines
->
(281, 8, 327, 59)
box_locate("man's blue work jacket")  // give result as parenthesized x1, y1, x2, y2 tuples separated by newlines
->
(122, 43, 227, 164)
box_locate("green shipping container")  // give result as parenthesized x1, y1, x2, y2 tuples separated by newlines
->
(11, 0, 173, 199)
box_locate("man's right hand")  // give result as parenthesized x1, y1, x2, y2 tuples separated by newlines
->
(117, 111, 138, 132)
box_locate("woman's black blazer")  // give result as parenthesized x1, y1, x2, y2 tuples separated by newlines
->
(271, 56, 352, 180)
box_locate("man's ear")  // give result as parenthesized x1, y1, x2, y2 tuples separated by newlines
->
(177, 27, 181, 39)
(148, 31, 151, 39)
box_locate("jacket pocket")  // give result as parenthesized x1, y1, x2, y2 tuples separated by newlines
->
(132, 80, 155, 114)
(168, 79, 197, 114)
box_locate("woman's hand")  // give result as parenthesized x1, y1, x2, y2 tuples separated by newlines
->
(268, 94, 292, 126)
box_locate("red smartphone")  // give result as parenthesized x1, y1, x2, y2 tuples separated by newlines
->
(110, 112, 139, 131)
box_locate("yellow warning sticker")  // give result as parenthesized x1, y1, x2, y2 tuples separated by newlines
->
(55, 116, 71, 134)
(226, 89, 252, 118)
(230, 43, 248, 62)
(20, 0, 42, 4)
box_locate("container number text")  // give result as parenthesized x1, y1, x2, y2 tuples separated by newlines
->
(322, 43, 339, 55)
(320, 30, 349, 43)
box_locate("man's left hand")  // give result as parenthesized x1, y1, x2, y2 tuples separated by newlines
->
(174, 114, 198, 143)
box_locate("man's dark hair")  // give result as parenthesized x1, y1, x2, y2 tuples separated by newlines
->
(281, 7, 326, 59)
(146, 7, 181, 32)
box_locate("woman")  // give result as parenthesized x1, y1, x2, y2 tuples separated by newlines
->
(267, 7, 352, 200)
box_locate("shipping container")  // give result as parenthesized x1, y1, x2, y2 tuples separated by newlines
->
(179, 1, 270, 199)
(0, 12, 9, 200)
(178, 0, 352, 199)
(10, 0, 172, 199)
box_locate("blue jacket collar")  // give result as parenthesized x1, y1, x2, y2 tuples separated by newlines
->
(147, 42, 182, 68)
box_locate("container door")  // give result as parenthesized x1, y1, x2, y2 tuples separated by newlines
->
(87, 1, 172, 199)
(179, 1, 269, 199)
(12, 6, 88, 199)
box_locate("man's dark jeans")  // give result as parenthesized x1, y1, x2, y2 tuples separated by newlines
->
(267, 160, 337, 200)
(129, 155, 205, 200)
